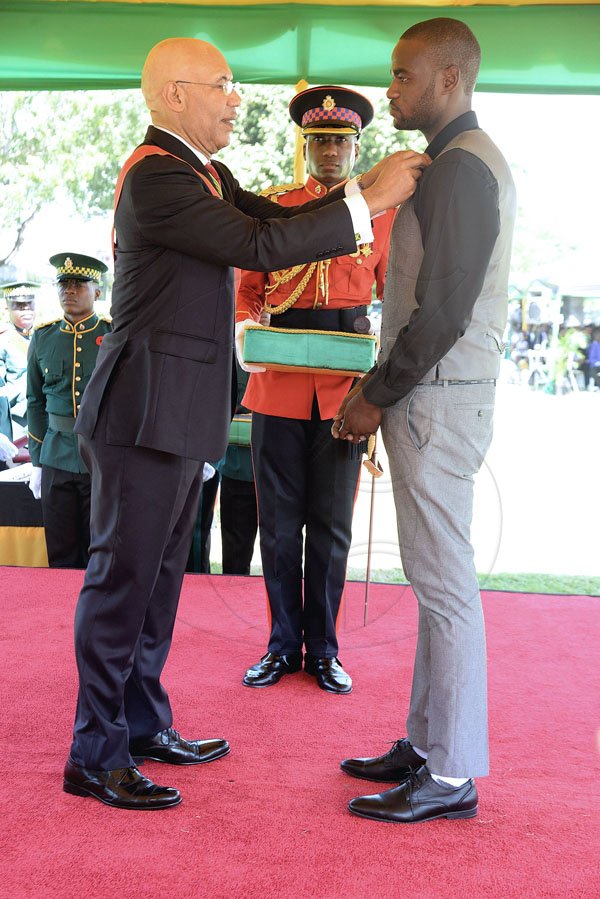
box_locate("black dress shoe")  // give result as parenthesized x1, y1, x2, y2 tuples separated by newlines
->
(129, 728, 230, 766)
(63, 757, 181, 810)
(348, 765, 478, 823)
(304, 656, 352, 694)
(340, 737, 425, 782)
(243, 651, 303, 687)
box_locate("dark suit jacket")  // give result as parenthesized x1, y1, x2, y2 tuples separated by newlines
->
(75, 126, 357, 462)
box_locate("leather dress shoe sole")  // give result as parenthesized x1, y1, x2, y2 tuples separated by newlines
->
(348, 802, 478, 823)
(340, 766, 404, 783)
(129, 729, 230, 766)
(63, 759, 181, 810)
(132, 743, 230, 766)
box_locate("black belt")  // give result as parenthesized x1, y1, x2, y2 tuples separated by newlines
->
(270, 305, 369, 334)
(48, 412, 76, 432)
(420, 379, 497, 387)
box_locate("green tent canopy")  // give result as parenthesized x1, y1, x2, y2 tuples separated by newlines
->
(1, 0, 599, 93)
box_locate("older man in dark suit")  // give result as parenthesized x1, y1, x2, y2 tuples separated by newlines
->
(63, 36, 428, 810)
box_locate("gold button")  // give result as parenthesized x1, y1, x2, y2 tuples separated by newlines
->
(75, 362, 80, 368)
(356, 258, 363, 265)
(75, 376, 81, 382)
(75, 391, 80, 396)
(44, 367, 48, 373)
(77, 334, 83, 340)
(77, 347, 82, 352)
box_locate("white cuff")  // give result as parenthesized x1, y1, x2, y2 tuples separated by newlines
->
(202, 462, 216, 482)
(342, 193, 374, 246)
(344, 176, 363, 197)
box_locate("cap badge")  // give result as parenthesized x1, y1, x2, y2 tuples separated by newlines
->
(322, 95, 336, 112)
(65, 257, 74, 271)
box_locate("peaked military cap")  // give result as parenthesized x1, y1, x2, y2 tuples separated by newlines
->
(1, 281, 40, 304)
(49, 252, 108, 283)
(289, 85, 374, 136)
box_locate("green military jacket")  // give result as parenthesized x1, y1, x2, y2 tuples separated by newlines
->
(0, 324, 30, 438)
(27, 311, 112, 473)
(0, 376, 12, 442)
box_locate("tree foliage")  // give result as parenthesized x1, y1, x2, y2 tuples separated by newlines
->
(2, 85, 425, 268)
(217, 86, 424, 191)
(0, 90, 147, 266)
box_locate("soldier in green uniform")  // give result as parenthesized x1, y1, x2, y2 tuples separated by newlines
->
(0, 381, 17, 468)
(27, 253, 111, 568)
(0, 281, 38, 443)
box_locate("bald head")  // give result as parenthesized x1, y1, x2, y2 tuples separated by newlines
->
(140, 37, 241, 156)
(142, 38, 228, 115)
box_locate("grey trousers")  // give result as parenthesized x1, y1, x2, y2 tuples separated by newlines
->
(381, 382, 496, 778)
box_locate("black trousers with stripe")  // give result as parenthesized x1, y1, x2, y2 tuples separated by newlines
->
(251, 399, 360, 658)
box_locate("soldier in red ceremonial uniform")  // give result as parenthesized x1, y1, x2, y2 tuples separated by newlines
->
(237, 86, 396, 694)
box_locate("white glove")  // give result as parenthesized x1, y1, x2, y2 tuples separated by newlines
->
(0, 433, 18, 463)
(235, 319, 266, 373)
(202, 462, 216, 482)
(28, 465, 42, 500)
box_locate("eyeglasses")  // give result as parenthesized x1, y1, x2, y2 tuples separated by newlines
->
(175, 80, 241, 96)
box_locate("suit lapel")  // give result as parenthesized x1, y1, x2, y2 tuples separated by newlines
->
(144, 126, 231, 201)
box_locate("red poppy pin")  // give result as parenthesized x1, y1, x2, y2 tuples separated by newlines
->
(96, 335, 104, 346)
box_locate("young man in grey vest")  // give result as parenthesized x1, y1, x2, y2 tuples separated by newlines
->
(333, 17, 516, 823)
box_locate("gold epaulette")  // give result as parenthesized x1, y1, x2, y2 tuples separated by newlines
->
(34, 317, 62, 330)
(260, 182, 304, 202)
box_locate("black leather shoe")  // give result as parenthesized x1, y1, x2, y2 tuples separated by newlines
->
(304, 656, 352, 694)
(243, 651, 303, 687)
(63, 757, 181, 810)
(129, 728, 230, 766)
(348, 765, 478, 823)
(340, 737, 425, 782)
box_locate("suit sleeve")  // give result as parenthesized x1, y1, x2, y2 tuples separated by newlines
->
(126, 159, 357, 274)
(26, 333, 47, 466)
(363, 150, 500, 407)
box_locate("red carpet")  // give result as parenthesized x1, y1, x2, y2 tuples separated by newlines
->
(2, 568, 599, 898)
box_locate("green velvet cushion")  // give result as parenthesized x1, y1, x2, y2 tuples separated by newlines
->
(244, 326, 376, 375)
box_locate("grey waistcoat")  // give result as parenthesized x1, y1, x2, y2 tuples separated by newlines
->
(379, 128, 516, 382)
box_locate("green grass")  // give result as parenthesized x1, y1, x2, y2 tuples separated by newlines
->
(208, 563, 599, 596)
(345, 567, 600, 596)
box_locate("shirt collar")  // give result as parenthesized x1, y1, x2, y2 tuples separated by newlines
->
(425, 110, 479, 161)
(153, 126, 210, 166)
